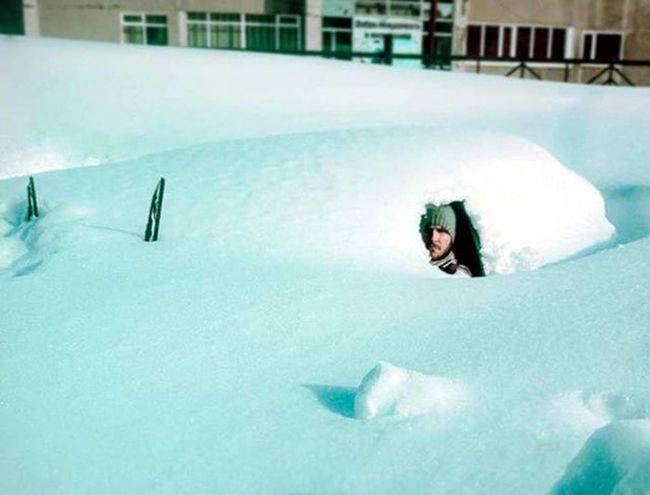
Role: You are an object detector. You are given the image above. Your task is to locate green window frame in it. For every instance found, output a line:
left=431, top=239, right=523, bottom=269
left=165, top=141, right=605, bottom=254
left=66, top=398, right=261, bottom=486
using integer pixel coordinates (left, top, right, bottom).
left=121, top=13, right=168, bottom=46
left=186, top=12, right=301, bottom=52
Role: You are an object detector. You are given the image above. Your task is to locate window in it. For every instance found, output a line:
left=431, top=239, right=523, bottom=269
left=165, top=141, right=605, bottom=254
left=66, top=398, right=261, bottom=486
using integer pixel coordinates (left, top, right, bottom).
left=533, top=27, right=549, bottom=59
left=121, top=13, right=168, bottom=46
left=388, top=0, right=421, bottom=18
left=355, top=1, right=387, bottom=15
left=467, top=25, right=481, bottom=57
left=516, top=27, right=531, bottom=58
left=187, top=12, right=241, bottom=49
left=322, top=17, right=352, bottom=56
left=354, top=0, right=453, bottom=19
left=246, top=14, right=277, bottom=51
left=467, top=24, right=567, bottom=60
left=502, top=27, right=512, bottom=58
left=583, top=32, right=623, bottom=62
left=551, top=29, right=565, bottom=60
left=185, top=12, right=300, bottom=52
left=277, top=15, right=300, bottom=51
left=484, top=25, right=499, bottom=57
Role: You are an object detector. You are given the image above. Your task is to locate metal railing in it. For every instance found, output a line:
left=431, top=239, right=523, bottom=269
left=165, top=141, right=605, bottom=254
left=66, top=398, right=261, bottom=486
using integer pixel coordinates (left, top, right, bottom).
left=205, top=44, right=650, bottom=86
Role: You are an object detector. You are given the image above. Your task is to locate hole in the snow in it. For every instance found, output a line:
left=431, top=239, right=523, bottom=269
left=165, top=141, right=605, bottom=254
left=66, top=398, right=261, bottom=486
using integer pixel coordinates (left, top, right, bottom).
left=603, top=185, right=650, bottom=245
left=419, top=201, right=485, bottom=278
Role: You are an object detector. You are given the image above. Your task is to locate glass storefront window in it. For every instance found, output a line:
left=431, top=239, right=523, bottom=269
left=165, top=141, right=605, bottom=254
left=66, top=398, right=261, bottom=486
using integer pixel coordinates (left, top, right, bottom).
left=188, top=23, right=208, bottom=47
left=210, top=24, right=241, bottom=49
left=246, top=14, right=274, bottom=24
left=146, top=25, right=168, bottom=45
left=187, top=12, right=300, bottom=52
left=279, top=27, right=299, bottom=51
left=188, top=12, right=207, bottom=21
left=211, top=13, right=240, bottom=22
left=121, top=13, right=167, bottom=46
left=123, top=25, right=144, bottom=44
left=246, top=24, right=275, bottom=50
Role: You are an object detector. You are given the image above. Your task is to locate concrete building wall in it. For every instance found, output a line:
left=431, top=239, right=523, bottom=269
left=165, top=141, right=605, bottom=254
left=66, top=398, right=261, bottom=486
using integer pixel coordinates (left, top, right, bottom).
left=466, top=0, right=576, bottom=26
left=304, top=0, right=322, bottom=50
left=36, top=0, right=269, bottom=45
left=23, top=0, right=40, bottom=36
left=462, top=0, right=634, bottom=30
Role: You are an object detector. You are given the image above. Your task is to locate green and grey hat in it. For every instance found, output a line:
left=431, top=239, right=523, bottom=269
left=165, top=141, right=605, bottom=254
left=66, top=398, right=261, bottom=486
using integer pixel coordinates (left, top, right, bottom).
left=419, top=203, right=457, bottom=247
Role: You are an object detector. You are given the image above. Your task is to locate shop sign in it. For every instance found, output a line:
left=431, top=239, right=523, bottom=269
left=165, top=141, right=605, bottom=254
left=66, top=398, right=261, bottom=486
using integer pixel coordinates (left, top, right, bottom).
left=352, top=16, right=422, bottom=57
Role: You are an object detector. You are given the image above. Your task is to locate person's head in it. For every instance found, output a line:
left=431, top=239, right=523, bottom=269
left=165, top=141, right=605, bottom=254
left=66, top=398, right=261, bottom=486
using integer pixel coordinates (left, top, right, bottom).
left=420, top=203, right=456, bottom=261
left=420, top=204, right=457, bottom=262
left=429, top=228, right=453, bottom=261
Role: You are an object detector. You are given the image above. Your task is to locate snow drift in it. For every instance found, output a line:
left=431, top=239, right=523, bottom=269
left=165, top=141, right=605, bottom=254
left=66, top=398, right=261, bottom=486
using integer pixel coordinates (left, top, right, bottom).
left=0, top=128, right=612, bottom=277
left=354, top=362, right=468, bottom=420
left=0, top=36, right=577, bottom=180
left=552, top=420, right=650, bottom=495
left=1, top=36, right=649, bottom=495
left=168, top=128, right=612, bottom=275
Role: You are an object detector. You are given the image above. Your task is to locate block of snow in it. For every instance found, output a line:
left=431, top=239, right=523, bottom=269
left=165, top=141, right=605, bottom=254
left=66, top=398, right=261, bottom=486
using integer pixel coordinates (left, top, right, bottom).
left=204, top=128, right=614, bottom=275
left=552, top=420, right=650, bottom=495
left=418, top=134, right=616, bottom=274
left=354, top=362, right=468, bottom=420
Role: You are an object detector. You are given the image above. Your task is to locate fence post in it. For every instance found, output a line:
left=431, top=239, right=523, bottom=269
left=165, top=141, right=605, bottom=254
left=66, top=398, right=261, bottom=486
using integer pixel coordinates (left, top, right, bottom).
left=144, top=178, right=166, bottom=242
left=383, top=34, right=393, bottom=65
left=605, top=62, right=617, bottom=85
left=26, top=176, right=39, bottom=221
left=564, top=62, right=570, bottom=82
left=426, top=0, right=438, bottom=68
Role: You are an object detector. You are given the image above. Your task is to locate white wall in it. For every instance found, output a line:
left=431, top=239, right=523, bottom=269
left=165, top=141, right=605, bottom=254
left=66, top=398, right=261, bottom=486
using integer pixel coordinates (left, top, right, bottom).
left=23, top=0, right=40, bottom=36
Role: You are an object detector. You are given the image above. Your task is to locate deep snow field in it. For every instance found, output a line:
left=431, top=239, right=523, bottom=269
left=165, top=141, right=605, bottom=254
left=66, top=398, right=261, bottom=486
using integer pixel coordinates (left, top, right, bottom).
left=1, top=36, right=650, bottom=494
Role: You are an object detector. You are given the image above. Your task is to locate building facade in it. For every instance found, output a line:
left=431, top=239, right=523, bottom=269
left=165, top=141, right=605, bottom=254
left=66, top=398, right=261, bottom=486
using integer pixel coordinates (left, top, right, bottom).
left=454, top=0, right=650, bottom=84
left=6, top=0, right=650, bottom=84
left=9, top=0, right=455, bottom=61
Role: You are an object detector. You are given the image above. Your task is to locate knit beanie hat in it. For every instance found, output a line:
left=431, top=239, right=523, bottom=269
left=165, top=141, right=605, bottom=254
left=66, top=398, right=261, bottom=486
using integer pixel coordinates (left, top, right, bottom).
left=420, top=203, right=457, bottom=244
left=431, top=204, right=457, bottom=242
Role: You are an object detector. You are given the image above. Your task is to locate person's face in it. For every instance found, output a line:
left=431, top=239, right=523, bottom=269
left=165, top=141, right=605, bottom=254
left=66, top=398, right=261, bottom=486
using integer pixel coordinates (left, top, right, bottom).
left=429, top=228, right=452, bottom=260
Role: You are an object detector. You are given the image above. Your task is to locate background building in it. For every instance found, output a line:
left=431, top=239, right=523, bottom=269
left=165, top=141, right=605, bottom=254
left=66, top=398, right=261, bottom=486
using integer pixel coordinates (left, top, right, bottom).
left=3, top=0, right=649, bottom=84
left=454, top=0, right=650, bottom=84
left=2, top=0, right=453, bottom=59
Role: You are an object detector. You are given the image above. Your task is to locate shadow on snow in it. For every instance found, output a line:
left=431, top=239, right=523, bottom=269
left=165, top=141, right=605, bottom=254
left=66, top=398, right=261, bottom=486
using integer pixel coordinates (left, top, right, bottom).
left=303, top=384, right=356, bottom=419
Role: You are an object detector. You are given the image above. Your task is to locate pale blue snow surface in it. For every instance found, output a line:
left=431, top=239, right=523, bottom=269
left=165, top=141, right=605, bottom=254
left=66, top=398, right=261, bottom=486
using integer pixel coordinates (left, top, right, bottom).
left=552, top=420, right=650, bottom=494
left=1, top=37, right=650, bottom=495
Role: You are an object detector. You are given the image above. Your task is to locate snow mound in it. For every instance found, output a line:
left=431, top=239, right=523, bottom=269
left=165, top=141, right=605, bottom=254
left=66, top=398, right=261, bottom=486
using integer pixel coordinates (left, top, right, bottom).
left=419, top=135, right=615, bottom=273
left=354, top=362, right=469, bottom=420
left=1, top=129, right=613, bottom=277
left=547, top=390, right=649, bottom=433
left=552, top=420, right=650, bottom=495
left=198, top=128, right=613, bottom=275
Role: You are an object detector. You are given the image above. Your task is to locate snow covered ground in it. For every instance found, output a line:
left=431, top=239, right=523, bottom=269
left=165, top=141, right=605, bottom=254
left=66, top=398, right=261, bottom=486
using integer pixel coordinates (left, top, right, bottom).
left=1, top=36, right=650, bottom=494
